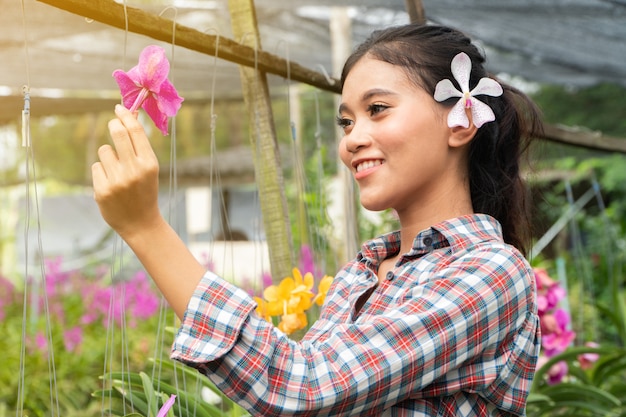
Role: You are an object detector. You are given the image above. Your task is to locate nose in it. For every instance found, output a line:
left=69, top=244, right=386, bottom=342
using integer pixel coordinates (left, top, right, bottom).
left=341, top=123, right=371, bottom=154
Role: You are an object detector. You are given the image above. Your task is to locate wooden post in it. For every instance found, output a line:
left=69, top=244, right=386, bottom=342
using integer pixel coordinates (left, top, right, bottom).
left=228, top=0, right=294, bottom=282
left=404, top=0, right=426, bottom=25
left=330, top=8, right=359, bottom=264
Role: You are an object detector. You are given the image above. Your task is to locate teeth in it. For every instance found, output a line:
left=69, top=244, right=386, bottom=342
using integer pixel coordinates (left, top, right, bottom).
left=356, top=160, right=382, bottom=173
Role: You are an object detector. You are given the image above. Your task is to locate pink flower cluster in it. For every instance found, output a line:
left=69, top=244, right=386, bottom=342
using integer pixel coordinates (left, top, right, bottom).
left=11, top=257, right=161, bottom=355
left=534, top=268, right=577, bottom=384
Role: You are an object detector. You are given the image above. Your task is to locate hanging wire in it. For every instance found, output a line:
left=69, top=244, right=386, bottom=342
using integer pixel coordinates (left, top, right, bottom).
left=277, top=39, right=310, bottom=257
left=564, top=180, right=597, bottom=344
left=17, top=0, right=61, bottom=415
left=151, top=6, right=189, bottom=416
left=101, top=1, right=134, bottom=415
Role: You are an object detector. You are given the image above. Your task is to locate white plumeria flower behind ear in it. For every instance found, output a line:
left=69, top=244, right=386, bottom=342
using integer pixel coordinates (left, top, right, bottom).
left=434, top=52, right=503, bottom=128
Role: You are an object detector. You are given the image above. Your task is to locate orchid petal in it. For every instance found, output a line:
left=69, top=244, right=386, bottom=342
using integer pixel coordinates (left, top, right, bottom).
left=469, top=97, right=496, bottom=128
left=112, top=70, right=141, bottom=109
left=471, top=77, right=503, bottom=97
left=434, top=79, right=462, bottom=102
left=155, top=80, right=184, bottom=116
left=451, top=52, right=471, bottom=93
left=446, top=98, right=470, bottom=128
left=137, top=45, right=170, bottom=92
left=143, top=95, right=170, bottom=135
left=156, top=394, right=176, bottom=417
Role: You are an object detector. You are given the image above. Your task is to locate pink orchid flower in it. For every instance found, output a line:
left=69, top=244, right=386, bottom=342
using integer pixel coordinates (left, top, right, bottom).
left=578, top=344, right=600, bottom=370
left=157, top=394, right=176, bottom=417
left=547, top=360, right=568, bottom=385
left=112, top=45, right=184, bottom=135
left=434, top=52, right=503, bottom=128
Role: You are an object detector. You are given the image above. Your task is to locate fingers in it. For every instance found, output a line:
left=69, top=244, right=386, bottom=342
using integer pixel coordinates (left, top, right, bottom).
left=113, top=104, right=155, bottom=160
left=108, top=106, right=139, bottom=161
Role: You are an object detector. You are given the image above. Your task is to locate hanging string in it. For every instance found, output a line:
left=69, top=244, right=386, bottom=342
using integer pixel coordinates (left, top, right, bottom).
left=17, top=0, right=61, bottom=415
left=205, top=28, right=225, bottom=268
left=101, top=1, right=134, bottom=415
left=277, top=40, right=309, bottom=253
left=150, top=7, right=189, bottom=417
left=311, top=89, right=332, bottom=274
left=564, top=180, right=597, bottom=344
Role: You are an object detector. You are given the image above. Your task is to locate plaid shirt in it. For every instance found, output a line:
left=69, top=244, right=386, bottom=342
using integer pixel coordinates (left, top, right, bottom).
left=172, top=214, right=540, bottom=416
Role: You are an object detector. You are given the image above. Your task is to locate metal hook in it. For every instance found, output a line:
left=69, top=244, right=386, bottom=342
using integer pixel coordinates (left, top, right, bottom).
left=22, top=85, right=31, bottom=147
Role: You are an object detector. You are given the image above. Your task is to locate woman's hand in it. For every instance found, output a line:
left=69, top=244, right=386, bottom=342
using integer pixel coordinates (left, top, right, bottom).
left=92, top=104, right=163, bottom=241
left=91, top=105, right=205, bottom=319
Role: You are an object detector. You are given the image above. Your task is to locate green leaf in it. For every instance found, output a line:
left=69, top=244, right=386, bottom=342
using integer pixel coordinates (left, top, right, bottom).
left=526, top=392, right=554, bottom=406
left=542, top=382, right=621, bottom=409
left=592, top=353, right=626, bottom=387
left=140, top=372, right=159, bottom=417
left=532, top=346, right=620, bottom=391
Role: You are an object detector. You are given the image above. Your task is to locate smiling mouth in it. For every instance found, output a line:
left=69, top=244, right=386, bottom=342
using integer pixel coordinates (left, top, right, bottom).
left=355, top=160, right=383, bottom=173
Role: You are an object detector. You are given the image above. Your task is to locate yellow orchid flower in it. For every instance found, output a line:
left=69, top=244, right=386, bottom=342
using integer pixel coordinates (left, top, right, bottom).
left=253, top=296, right=273, bottom=323
left=313, top=275, right=333, bottom=306
left=278, top=312, right=308, bottom=335
left=255, top=267, right=333, bottom=335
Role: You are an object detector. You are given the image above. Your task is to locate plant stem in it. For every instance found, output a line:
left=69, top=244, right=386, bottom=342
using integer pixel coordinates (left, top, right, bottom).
left=129, top=88, right=149, bottom=112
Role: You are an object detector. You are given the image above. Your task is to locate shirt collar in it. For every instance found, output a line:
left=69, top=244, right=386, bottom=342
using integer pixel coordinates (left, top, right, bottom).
left=358, top=214, right=504, bottom=265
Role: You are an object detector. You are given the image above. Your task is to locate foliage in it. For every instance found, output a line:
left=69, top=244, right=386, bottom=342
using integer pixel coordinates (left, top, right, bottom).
left=532, top=82, right=626, bottom=138
left=98, top=355, right=250, bottom=417
left=0, top=257, right=162, bottom=417
left=528, top=265, right=626, bottom=416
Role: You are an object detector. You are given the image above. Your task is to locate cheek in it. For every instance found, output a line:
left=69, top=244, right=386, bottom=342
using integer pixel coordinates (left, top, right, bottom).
left=338, top=136, right=351, bottom=168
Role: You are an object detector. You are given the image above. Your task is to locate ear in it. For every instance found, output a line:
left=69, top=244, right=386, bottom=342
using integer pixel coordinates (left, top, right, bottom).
left=448, top=108, right=477, bottom=148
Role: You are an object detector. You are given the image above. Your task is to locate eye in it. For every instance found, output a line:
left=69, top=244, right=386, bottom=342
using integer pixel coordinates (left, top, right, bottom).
left=367, top=103, right=388, bottom=116
left=336, top=115, right=353, bottom=131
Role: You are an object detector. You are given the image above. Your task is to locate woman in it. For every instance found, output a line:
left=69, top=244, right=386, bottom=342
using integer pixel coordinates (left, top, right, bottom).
left=93, top=24, right=542, bottom=416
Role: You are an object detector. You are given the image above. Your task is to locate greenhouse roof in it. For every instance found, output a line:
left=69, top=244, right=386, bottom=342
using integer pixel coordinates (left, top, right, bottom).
left=0, top=0, right=625, bottom=124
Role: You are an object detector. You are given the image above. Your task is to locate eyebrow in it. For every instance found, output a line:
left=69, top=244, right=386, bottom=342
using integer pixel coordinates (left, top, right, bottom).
left=338, top=88, right=398, bottom=114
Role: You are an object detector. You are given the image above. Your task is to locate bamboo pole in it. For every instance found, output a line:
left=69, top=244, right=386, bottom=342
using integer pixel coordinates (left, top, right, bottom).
left=228, top=0, right=294, bottom=283
left=36, top=0, right=340, bottom=94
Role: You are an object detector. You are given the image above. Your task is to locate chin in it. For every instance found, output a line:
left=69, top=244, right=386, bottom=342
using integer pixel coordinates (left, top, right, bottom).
left=359, top=199, right=389, bottom=213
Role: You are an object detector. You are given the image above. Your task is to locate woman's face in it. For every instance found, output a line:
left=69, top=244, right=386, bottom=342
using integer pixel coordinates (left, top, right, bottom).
left=338, top=56, right=458, bottom=216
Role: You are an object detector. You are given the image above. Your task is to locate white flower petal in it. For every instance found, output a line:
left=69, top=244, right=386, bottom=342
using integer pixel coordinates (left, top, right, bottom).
left=447, top=98, right=470, bottom=128
left=451, top=52, right=471, bottom=93
left=434, top=79, right=462, bottom=102
left=470, top=98, right=496, bottom=128
left=201, top=386, right=222, bottom=405
left=471, top=77, right=503, bottom=97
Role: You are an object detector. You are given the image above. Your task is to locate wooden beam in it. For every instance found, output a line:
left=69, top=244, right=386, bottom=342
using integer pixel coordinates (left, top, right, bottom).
left=542, top=124, right=626, bottom=153
left=37, top=0, right=341, bottom=94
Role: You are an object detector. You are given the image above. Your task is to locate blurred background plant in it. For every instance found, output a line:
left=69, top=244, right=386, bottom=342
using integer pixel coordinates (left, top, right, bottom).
left=0, top=257, right=163, bottom=416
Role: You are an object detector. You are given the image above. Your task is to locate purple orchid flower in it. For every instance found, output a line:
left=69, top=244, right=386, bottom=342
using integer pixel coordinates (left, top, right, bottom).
left=112, top=45, right=184, bottom=135
left=156, top=394, right=176, bottom=417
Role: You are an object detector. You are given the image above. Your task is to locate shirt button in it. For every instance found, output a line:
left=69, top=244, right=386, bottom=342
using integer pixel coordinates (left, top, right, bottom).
left=386, top=271, right=394, bottom=280
left=423, top=237, right=433, bottom=246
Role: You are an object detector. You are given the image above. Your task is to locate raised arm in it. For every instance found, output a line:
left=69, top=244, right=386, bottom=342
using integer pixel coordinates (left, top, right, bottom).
left=91, top=105, right=204, bottom=319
